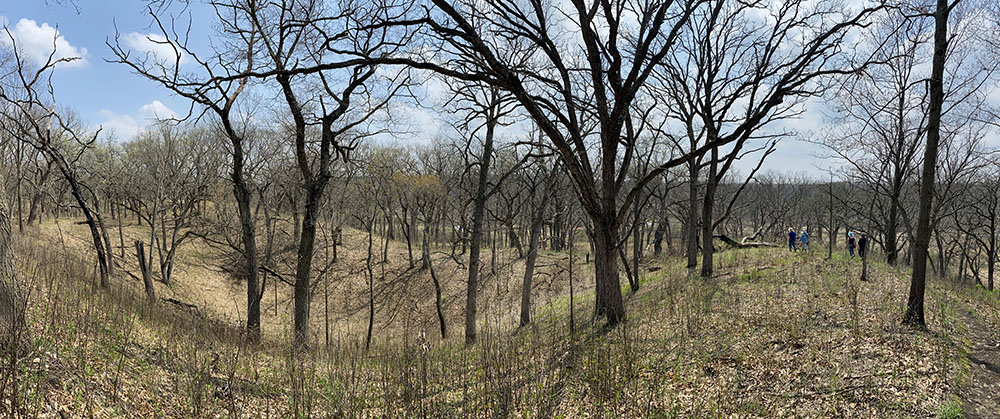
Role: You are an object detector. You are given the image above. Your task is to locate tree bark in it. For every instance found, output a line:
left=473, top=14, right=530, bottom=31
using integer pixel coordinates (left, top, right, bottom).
left=227, top=122, right=260, bottom=344
left=904, top=0, right=948, bottom=328
left=294, top=182, right=323, bottom=347
left=701, top=147, right=719, bottom=277
left=464, top=93, right=498, bottom=344
left=0, top=194, right=27, bottom=349
left=423, top=234, right=446, bottom=339
left=366, top=217, right=375, bottom=350
left=135, top=241, right=156, bottom=301
left=686, top=160, right=700, bottom=270
left=592, top=217, right=625, bottom=325
left=519, top=187, right=550, bottom=327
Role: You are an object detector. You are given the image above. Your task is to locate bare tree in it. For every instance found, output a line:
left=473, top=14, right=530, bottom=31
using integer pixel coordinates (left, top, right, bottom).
left=904, top=0, right=951, bottom=328
left=905, top=0, right=997, bottom=326
left=1, top=29, right=116, bottom=289
left=109, top=6, right=264, bottom=341
left=371, top=0, right=884, bottom=323
left=119, top=124, right=218, bottom=286
left=518, top=157, right=559, bottom=327
left=200, top=0, right=409, bottom=347
left=656, top=0, right=879, bottom=277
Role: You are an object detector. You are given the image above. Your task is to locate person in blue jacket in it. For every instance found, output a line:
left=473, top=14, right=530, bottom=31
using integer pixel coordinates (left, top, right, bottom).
left=788, top=228, right=797, bottom=252
left=847, top=232, right=857, bottom=258
left=799, top=230, right=810, bottom=251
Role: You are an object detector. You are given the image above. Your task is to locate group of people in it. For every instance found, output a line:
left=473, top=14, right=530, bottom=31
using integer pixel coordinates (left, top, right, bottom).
left=846, top=231, right=869, bottom=259
left=787, top=228, right=870, bottom=259
left=787, top=228, right=809, bottom=251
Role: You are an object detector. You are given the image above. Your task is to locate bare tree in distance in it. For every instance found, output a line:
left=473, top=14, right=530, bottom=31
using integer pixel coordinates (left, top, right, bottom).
left=108, top=6, right=265, bottom=342
left=0, top=28, right=117, bottom=289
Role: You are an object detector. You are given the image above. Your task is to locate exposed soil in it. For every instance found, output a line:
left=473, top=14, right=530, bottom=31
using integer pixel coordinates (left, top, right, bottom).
left=960, top=305, right=1000, bottom=418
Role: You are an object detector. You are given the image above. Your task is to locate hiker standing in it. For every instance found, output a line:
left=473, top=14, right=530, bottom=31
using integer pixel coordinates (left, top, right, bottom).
left=847, top=232, right=857, bottom=258
left=788, top=228, right=797, bottom=252
left=858, top=234, right=869, bottom=259
left=799, top=230, right=810, bottom=252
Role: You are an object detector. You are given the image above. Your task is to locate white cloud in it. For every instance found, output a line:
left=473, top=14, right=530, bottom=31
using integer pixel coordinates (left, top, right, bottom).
left=0, top=18, right=88, bottom=68
left=138, top=100, right=179, bottom=120
left=98, top=100, right=180, bottom=141
left=122, top=32, right=187, bottom=66
left=98, top=109, right=140, bottom=141
left=407, top=106, right=440, bottom=143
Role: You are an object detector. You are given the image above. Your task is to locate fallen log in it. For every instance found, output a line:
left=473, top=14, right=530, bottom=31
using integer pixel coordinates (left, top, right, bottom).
left=715, top=234, right=780, bottom=249
left=162, top=297, right=200, bottom=313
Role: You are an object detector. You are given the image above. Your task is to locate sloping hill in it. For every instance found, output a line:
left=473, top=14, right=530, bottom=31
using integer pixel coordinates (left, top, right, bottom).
left=2, top=221, right=987, bottom=417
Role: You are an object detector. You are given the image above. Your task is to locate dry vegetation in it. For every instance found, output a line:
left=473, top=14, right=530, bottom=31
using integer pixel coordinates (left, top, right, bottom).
left=1, top=219, right=982, bottom=417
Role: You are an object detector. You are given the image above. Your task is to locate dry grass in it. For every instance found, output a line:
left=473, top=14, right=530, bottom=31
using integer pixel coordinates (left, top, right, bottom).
left=1, top=219, right=981, bottom=417
left=29, top=218, right=585, bottom=347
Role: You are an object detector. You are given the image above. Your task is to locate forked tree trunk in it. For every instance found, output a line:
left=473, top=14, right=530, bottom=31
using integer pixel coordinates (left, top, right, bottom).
left=519, top=191, right=550, bottom=327
left=25, top=161, right=52, bottom=226
left=135, top=241, right=156, bottom=301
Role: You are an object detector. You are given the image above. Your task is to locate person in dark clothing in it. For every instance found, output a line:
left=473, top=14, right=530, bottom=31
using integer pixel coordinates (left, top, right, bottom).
left=788, top=228, right=797, bottom=252
left=858, top=234, right=869, bottom=259
left=847, top=232, right=856, bottom=258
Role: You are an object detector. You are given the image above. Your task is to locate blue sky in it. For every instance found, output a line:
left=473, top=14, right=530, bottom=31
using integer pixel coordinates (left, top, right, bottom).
left=0, top=1, right=211, bottom=140
left=0, top=1, right=926, bottom=179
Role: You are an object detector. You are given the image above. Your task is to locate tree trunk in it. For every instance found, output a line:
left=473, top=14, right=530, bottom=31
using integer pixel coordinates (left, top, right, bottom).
left=365, top=217, right=376, bottom=350
left=904, top=0, right=948, bottom=328
left=14, top=147, right=23, bottom=232
left=406, top=207, right=416, bottom=268
left=117, top=203, right=125, bottom=258
left=382, top=215, right=391, bottom=264
left=292, top=192, right=301, bottom=247
left=686, top=161, right=700, bottom=270
left=25, top=161, right=52, bottom=226
left=0, top=195, right=27, bottom=349
left=506, top=223, right=524, bottom=259
left=701, top=147, right=719, bottom=277
left=568, top=228, right=575, bottom=333
left=423, top=234, right=446, bottom=339
left=828, top=177, right=835, bottom=259
left=135, top=241, right=156, bottom=301
left=230, top=134, right=260, bottom=344
left=464, top=105, right=497, bottom=345
left=293, top=182, right=323, bottom=347
left=632, top=209, right=641, bottom=291
left=519, top=194, right=548, bottom=327
left=592, top=216, right=625, bottom=325
left=61, top=166, right=111, bottom=289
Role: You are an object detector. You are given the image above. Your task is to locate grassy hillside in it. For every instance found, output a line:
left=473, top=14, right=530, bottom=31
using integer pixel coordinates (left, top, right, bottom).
left=2, top=221, right=992, bottom=417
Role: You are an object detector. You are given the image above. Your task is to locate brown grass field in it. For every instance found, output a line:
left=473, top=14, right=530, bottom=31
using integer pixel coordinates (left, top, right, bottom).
left=3, top=218, right=994, bottom=417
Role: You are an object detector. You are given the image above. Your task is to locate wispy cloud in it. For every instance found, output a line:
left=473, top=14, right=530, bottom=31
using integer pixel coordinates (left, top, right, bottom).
left=98, top=100, right=179, bottom=141
left=122, top=32, right=187, bottom=66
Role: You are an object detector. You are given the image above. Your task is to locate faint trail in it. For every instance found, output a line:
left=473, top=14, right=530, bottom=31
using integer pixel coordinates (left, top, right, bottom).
left=959, top=306, right=1000, bottom=418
